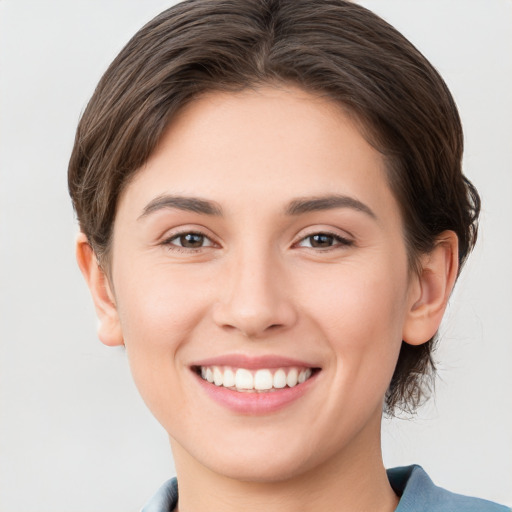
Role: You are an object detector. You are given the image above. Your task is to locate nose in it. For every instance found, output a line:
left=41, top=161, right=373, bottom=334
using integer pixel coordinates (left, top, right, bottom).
left=212, top=248, right=298, bottom=338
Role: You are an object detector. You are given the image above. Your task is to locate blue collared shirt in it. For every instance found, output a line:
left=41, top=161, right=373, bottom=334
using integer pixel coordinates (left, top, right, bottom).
left=142, top=465, right=510, bottom=512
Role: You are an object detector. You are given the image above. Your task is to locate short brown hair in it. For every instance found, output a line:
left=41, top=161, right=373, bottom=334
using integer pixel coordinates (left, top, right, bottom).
left=68, top=0, right=480, bottom=413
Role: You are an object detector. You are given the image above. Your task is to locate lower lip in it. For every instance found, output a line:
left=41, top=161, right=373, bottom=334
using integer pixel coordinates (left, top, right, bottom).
left=193, top=371, right=319, bottom=415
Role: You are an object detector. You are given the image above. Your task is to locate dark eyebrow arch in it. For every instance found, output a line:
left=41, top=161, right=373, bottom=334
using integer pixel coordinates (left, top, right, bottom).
left=138, top=195, right=223, bottom=219
left=285, top=195, right=376, bottom=219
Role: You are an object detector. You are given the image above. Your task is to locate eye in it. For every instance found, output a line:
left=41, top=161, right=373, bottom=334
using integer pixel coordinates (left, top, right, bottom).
left=297, top=232, right=353, bottom=249
left=164, top=231, right=215, bottom=249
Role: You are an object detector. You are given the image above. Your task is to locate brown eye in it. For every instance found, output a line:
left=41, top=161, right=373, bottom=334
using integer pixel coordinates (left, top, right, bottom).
left=297, top=232, right=353, bottom=249
left=177, top=233, right=205, bottom=248
left=167, top=232, right=214, bottom=249
left=309, top=234, right=335, bottom=248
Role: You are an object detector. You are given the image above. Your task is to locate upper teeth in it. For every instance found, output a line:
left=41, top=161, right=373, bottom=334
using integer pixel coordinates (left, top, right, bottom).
left=200, top=366, right=313, bottom=392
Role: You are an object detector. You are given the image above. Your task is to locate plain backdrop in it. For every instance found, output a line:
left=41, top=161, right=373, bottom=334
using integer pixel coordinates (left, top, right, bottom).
left=0, top=1, right=511, bottom=511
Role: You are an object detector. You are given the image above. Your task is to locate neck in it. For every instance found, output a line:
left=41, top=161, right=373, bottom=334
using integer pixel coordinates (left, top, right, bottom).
left=171, top=413, right=398, bottom=512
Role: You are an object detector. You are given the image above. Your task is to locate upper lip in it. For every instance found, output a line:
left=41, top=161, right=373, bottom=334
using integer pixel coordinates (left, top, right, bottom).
left=190, top=354, right=320, bottom=370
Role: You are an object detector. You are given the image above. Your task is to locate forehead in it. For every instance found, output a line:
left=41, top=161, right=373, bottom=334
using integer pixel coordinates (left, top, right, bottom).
left=117, top=86, right=400, bottom=225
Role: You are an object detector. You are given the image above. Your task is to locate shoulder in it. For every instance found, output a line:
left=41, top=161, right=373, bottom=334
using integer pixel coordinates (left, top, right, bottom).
left=387, top=465, right=510, bottom=512
left=140, top=477, right=178, bottom=512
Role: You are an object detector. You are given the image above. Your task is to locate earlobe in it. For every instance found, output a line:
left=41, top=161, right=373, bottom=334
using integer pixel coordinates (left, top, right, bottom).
left=402, top=231, right=459, bottom=346
left=75, top=232, right=124, bottom=347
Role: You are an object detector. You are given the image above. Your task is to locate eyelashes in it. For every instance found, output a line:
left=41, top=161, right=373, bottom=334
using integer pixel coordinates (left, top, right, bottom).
left=161, top=229, right=354, bottom=253
left=164, top=232, right=215, bottom=250
left=295, top=232, right=353, bottom=250
left=160, top=230, right=217, bottom=254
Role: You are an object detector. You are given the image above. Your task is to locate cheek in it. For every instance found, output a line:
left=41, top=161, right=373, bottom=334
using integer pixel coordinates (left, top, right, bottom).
left=301, top=269, right=408, bottom=436
left=302, top=258, right=408, bottom=377
left=115, top=262, right=212, bottom=348
left=112, top=266, right=212, bottom=405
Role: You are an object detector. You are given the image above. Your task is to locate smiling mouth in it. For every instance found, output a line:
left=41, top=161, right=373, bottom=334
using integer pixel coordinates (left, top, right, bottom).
left=193, top=365, right=318, bottom=392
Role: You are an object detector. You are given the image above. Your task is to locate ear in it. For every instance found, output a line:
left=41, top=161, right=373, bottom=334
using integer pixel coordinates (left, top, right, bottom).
left=402, top=230, right=459, bottom=346
left=75, top=232, right=124, bottom=347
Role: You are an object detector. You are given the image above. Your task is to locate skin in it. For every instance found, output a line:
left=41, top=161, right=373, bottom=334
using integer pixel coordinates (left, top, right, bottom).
left=77, top=86, right=458, bottom=512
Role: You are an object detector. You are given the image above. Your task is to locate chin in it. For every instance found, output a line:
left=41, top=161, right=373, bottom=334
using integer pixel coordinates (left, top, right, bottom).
left=175, top=428, right=327, bottom=484
left=210, top=453, right=315, bottom=484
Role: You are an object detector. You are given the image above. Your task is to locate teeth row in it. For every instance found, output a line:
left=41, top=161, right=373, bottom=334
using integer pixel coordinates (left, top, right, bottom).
left=200, top=366, right=313, bottom=391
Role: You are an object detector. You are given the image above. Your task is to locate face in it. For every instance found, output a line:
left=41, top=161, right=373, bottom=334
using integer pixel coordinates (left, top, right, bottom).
left=108, top=87, right=419, bottom=482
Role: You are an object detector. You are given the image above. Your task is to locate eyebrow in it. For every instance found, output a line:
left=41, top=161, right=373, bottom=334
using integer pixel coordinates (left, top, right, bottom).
left=138, top=193, right=375, bottom=220
left=138, top=195, right=223, bottom=219
left=285, top=195, right=376, bottom=218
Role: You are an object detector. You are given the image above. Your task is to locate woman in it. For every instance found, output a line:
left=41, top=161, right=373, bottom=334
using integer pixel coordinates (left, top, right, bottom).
left=68, top=0, right=509, bottom=510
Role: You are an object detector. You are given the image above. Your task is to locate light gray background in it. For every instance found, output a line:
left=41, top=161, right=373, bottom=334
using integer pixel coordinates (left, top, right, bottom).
left=0, top=1, right=511, bottom=511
